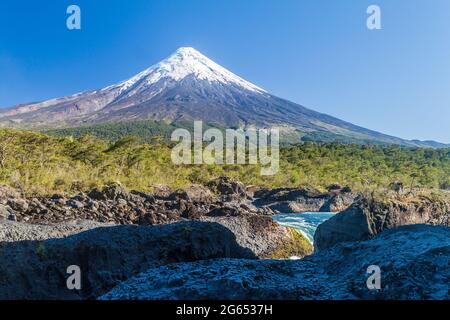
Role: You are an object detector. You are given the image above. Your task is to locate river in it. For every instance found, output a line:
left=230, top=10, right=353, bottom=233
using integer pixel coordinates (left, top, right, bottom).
left=273, top=212, right=335, bottom=244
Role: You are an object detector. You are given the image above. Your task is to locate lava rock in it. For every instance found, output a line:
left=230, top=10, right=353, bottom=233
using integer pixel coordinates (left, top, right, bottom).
left=314, top=196, right=450, bottom=251
left=0, top=221, right=255, bottom=299
left=100, top=225, right=450, bottom=301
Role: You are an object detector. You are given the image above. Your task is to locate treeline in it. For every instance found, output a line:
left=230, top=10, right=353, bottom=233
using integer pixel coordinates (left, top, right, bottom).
left=0, top=128, right=449, bottom=195
left=45, top=120, right=224, bottom=143
left=44, top=120, right=182, bottom=143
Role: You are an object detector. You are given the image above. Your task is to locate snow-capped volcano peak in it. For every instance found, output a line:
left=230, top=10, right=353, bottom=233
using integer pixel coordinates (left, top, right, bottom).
left=171, top=46, right=206, bottom=59
left=108, top=47, right=266, bottom=94
left=1, top=47, right=445, bottom=148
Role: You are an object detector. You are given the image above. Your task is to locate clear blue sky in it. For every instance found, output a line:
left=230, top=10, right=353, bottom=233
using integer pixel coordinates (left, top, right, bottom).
left=1, top=0, right=449, bottom=143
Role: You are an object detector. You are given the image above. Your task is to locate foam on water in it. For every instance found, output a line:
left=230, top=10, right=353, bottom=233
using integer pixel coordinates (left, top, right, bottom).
left=273, top=212, right=334, bottom=244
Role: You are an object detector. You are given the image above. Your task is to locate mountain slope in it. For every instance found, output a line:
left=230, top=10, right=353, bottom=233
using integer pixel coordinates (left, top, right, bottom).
left=0, top=47, right=446, bottom=147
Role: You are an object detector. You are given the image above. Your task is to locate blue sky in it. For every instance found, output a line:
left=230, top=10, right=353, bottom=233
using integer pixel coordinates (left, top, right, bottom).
left=1, top=0, right=449, bottom=143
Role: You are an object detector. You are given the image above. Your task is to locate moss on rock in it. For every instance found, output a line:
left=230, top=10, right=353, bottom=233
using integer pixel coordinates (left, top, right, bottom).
left=270, top=227, right=313, bottom=259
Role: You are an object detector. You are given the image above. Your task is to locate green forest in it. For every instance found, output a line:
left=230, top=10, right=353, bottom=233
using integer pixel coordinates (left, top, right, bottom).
left=1, top=127, right=449, bottom=196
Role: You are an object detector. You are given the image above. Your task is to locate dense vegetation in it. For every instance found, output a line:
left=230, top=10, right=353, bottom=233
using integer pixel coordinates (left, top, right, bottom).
left=1, top=128, right=449, bottom=195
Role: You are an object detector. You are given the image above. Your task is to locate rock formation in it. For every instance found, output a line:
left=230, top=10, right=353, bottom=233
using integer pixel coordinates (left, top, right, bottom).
left=253, top=186, right=357, bottom=213
left=314, top=194, right=450, bottom=251
left=0, top=221, right=256, bottom=299
left=100, top=225, right=450, bottom=300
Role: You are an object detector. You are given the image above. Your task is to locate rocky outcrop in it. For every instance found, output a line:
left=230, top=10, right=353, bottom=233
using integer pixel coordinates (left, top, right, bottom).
left=0, top=221, right=255, bottom=300
left=168, top=184, right=214, bottom=203
left=100, top=225, right=450, bottom=300
left=253, top=187, right=357, bottom=213
left=0, top=183, right=177, bottom=225
left=0, top=181, right=354, bottom=226
left=0, top=220, right=112, bottom=242
left=2, top=179, right=447, bottom=301
left=0, top=216, right=312, bottom=299
left=0, top=185, right=22, bottom=202
left=206, top=176, right=250, bottom=201
left=0, top=180, right=309, bottom=261
left=0, top=182, right=265, bottom=226
left=201, top=215, right=312, bottom=258
left=314, top=195, right=450, bottom=251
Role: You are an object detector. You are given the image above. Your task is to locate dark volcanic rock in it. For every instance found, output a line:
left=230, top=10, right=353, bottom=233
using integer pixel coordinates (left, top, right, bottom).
left=254, top=187, right=357, bottom=213
left=0, top=221, right=255, bottom=300
left=7, top=198, right=29, bottom=211
left=0, top=204, right=11, bottom=220
left=101, top=183, right=128, bottom=201
left=150, top=184, right=173, bottom=199
left=0, top=220, right=112, bottom=242
left=207, top=205, right=243, bottom=217
left=87, top=188, right=107, bottom=201
left=0, top=185, right=22, bottom=204
left=3, top=182, right=264, bottom=227
left=169, top=184, right=214, bottom=203
left=100, top=225, right=450, bottom=300
left=320, top=193, right=360, bottom=212
left=314, top=195, right=450, bottom=251
left=207, top=177, right=249, bottom=200
left=201, top=215, right=312, bottom=258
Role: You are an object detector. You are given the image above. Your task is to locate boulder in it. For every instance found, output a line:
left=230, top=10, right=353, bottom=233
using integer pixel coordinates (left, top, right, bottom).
left=0, top=185, right=22, bottom=204
left=88, top=188, right=107, bottom=201
left=88, top=183, right=129, bottom=201
left=320, top=193, right=359, bottom=212
left=207, top=205, right=243, bottom=217
left=7, top=198, right=29, bottom=212
left=314, top=195, right=450, bottom=251
left=102, top=183, right=128, bottom=200
left=254, top=187, right=330, bottom=212
left=130, top=190, right=155, bottom=203
left=150, top=184, right=173, bottom=199
left=207, top=177, right=248, bottom=199
left=0, top=204, right=11, bottom=220
left=201, top=215, right=312, bottom=258
left=266, top=201, right=307, bottom=213
left=169, top=185, right=214, bottom=203
left=66, top=199, right=84, bottom=209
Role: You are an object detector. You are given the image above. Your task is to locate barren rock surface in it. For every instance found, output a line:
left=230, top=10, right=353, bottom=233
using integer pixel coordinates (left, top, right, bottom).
left=315, top=196, right=450, bottom=251
left=101, top=225, right=450, bottom=300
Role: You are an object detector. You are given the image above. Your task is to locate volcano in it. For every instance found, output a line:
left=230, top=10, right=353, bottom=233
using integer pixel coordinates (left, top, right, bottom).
left=0, top=47, right=445, bottom=147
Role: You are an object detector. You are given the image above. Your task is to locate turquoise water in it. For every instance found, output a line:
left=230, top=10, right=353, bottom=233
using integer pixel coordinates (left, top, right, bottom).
left=273, top=212, right=334, bottom=244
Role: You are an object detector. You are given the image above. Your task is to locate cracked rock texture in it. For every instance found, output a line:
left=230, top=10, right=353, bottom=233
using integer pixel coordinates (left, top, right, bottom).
left=101, top=225, right=450, bottom=300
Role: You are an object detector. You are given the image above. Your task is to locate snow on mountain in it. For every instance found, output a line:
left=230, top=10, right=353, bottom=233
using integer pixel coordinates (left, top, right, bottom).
left=104, top=47, right=266, bottom=95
